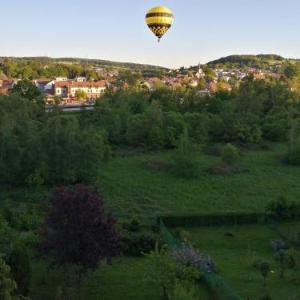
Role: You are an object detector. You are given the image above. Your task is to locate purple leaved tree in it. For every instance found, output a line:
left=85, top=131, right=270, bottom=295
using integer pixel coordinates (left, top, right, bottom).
left=39, top=184, right=121, bottom=292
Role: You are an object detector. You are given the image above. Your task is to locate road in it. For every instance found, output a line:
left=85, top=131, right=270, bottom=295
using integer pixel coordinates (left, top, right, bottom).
left=46, top=104, right=95, bottom=113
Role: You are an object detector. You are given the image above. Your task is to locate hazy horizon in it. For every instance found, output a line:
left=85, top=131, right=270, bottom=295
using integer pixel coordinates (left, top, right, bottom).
left=1, top=0, right=300, bottom=68
left=0, top=53, right=299, bottom=70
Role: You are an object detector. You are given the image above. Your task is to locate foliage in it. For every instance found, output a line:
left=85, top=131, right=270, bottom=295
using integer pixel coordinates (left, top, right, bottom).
left=171, top=281, right=198, bottom=300
left=75, top=90, right=88, bottom=101
left=266, top=197, right=300, bottom=220
left=274, top=250, right=288, bottom=278
left=0, top=95, right=110, bottom=186
left=221, top=143, right=239, bottom=165
left=0, top=258, right=27, bottom=300
left=260, top=262, right=271, bottom=287
left=0, top=216, right=15, bottom=260
left=269, top=239, right=286, bottom=253
left=145, top=245, right=200, bottom=300
left=171, top=129, right=199, bottom=178
left=42, top=113, right=110, bottom=184
left=0, top=57, right=167, bottom=80
left=39, top=185, right=121, bottom=282
left=258, top=289, right=273, bottom=300
left=11, top=80, right=43, bottom=103
left=171, top=243, right=216, bottom=273
left=287, top=248, right=300, bottom=269
left=286, top=117, right=300, bottom=165
left=121, top=231, right=156, bottom=256
left=8, top=242, right=31, bottom=296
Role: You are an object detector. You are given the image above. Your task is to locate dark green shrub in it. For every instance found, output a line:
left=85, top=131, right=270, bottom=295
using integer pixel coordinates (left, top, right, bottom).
left=184, top=112, right=209, bottom=144
left=204, top=144, right=223, bottom=156
left=122, top=219, right=140, bottom=232
left=164, top=112, right=185, bottom=148
left=161, top=213, right=266, bottom=228
left=260, top=262, right=271, bottom=287
left=121, top=231, right=156, bottom=256
left=171, top=130, right=199, bottom=179
left=266, top=196, right=300, bottom=220
left=3, top=204, right=42, bottom=231
left=259, top=289, right=272, bottom=300
left=222, top=143, right=239, bottom=165
left=262, top=119, right=288, bottom=142
left=286, top=144, right=300, bottom=166
left=8, top=242, right=31, bottom=296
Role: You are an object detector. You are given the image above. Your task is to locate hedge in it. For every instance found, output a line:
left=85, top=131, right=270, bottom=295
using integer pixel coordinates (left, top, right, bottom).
left=159, top=212, right=300, bottom=228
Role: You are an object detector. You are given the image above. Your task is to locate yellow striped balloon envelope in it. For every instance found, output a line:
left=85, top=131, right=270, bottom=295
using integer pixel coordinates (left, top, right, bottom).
left=145, top=6, right=174, bottom=42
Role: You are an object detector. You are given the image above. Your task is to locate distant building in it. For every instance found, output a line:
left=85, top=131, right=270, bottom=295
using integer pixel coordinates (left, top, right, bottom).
left=195, top=63, right=205, bottom=79
left=55, top=77, right=68, bottom=82
left=54, top=80, right=106, bottom=100
left=33, top=79, right=55, bottom=93
left=0, top=80, right=16, bottom=95
left=75, top=76, right=87, bottom=82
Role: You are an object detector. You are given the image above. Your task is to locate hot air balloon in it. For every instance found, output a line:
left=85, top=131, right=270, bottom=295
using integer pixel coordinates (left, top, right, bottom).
left=145, top=6, right=174, bottom=42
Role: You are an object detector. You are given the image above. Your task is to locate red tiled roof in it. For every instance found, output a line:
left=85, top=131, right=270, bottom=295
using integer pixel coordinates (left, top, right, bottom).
left=55, top=81, right=106, bottom=88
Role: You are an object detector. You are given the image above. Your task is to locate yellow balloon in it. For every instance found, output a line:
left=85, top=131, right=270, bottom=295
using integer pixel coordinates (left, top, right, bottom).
left=145, top=6, right=174, bottom=42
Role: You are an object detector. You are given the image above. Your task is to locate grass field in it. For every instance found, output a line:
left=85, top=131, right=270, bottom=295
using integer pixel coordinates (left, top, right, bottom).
left=174, top=222, right=300, bottom=300
left=3, top=143, right=300, bottom=299
left=30, top=258, right=159, bottom=300
left=98, top=144, right=300, bottom=222
left=30, top=257, right=211, bottom=300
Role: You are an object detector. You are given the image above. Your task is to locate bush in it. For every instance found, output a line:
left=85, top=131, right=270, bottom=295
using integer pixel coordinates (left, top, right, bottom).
left=121, top=231, right=156, bottom=256
left=122, top=218, right=140, bottom=232
left=161, top=213, right=266, bottom=228
left=259, top=289, right=272, bottom=300
left=171, top=130, right=199, bottom=179
left=266, top=196, right=300, bottom=220
left=3, top=204, right=42, bottom=231
left=222, top=143, right=239, bottom=165
left=269, top=239, right=287, bottom=253
left=164, top=112, right=186, bottom=148
left=172, top=281, right=198, bottom=300
left=286, top=144, right=300, bottom=166
left=203, top=144, right=223, bottom=157
left=262, top=119, right=288, bottom=142
left=8, top=242, right=31, bottom=296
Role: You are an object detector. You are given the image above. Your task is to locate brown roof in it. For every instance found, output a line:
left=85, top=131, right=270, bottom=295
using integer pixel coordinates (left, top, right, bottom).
left=55, top=80, right=106, bottom=88
left=33, top=79, right=53, bottom=84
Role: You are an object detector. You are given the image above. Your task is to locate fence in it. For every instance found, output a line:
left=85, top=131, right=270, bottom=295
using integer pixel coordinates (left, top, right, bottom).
left=158, top=218, right=244, bottom=300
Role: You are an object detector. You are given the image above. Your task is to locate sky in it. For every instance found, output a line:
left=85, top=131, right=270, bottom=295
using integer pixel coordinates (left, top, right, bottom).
left=1, top=0, right=299, bottom=68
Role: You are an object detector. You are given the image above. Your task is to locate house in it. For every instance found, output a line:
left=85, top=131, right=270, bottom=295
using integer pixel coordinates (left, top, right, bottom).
left=54, top=80, right=106, bottom=100
left=33, top=79, right=55, bottom=93
left=75, top=77, right=87, bottom=82
left=55, top=77, right=68, bottom=82
left=0, top=80, right=16, bottom=95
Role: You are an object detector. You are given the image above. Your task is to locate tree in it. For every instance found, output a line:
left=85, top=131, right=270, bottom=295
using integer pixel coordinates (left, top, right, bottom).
left=222, top=143, right=239, bottom=165
left=0, top=95, right=43, bottom=185
left=171, top=129, right=199, bottom=178
left=39, top=185, right=121, bottom=292
left=260, top=262, right=270, bottom=287
left=172, top=281, right=198, bottom=300
left=75, top=90, right=88, bottom=102
left=11, top=80, right=43, bottom=103
left=42, top=114, right=110, bottom=184
left=0, top=258, right=26, bottom=300
left=145, top=245, right=200, bottom=300
left=145, top=245, right=177, bottom=300
left=8, top=242, right=31, bottom=296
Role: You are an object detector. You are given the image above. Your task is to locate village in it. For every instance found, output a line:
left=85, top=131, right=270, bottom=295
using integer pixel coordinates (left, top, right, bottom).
left=0, top=63, right=282, bottom=105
